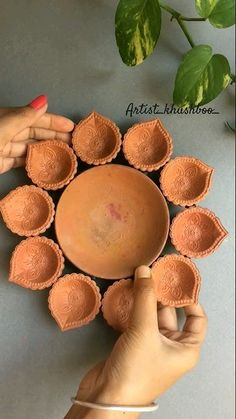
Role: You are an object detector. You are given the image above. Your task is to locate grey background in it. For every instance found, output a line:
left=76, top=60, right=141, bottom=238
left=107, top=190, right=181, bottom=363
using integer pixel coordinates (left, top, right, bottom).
left=0, top=1, right=235, bottom=418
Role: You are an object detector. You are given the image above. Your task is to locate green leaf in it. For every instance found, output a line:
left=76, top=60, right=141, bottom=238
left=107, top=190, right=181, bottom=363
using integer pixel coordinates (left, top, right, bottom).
left=195, top=0, right=235, bottom=28
left=173, top=45, right=231, bottom=107
left=115, top=0, right=162, bottom=66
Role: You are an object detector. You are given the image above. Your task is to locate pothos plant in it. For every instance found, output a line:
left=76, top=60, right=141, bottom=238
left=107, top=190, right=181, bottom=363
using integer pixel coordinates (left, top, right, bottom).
left=115, top=0, right=235, bottom=109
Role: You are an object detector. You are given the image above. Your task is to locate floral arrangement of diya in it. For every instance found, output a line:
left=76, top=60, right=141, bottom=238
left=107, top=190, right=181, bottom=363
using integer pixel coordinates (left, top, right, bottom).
left=0, top=112, right=228, bottom=332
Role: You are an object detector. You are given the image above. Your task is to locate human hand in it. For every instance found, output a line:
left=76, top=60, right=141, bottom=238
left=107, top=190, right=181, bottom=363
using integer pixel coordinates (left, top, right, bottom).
left=65, top=266, right=207, bottom=418
left=0, top=95, right=74, bottom=174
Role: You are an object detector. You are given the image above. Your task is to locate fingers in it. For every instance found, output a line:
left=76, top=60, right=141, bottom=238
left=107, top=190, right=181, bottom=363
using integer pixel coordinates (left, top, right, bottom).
left=129, top=266, right=158, bottom=331
left=157, top=303, right=178, bottom=332
left=1, top=140, right=34, bottom=158
left=182, top=304, right=208, bottom=345
left=12, top=127, right=72, bottom=143
left=0, top=156, right=25, bottom=174
left=31, top=112, right=74, bottom=132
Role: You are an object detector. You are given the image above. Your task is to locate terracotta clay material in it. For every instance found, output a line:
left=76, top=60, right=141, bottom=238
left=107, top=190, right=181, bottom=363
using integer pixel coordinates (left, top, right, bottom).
left=55, top=164, right=170, bottom=279
left=170, top=207, right=228, bottom=258
left=102, top=279, right=134, bottom=332
left=26, top=140, right=77, bottom=190
left=152, top=254, right=201, bottom=307
left=160, top=156, right=214, bottom=206
left=48, top=273, right=101, bottom=331
left=9, top=236, right=64, bottom=290
left=72, top=112, right=122, bottom=165
left=0, top=185, right=54, bottom=236
left=123, top=119, right=173, bottom=171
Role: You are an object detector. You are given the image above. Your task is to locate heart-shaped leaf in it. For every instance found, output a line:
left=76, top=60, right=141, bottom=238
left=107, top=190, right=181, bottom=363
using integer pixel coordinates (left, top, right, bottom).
left=195, top=0, right=235, bottom=28
left=115, top=0, right=162, bottom=66
left=173, top=45, right=231, bottom=107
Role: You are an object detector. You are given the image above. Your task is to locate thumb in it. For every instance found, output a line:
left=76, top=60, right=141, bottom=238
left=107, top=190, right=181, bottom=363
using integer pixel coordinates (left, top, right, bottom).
left=129, top=265, right=158, bottom=331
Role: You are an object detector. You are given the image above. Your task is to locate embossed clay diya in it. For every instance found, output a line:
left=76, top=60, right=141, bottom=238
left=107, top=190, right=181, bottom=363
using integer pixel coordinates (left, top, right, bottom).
left=170, top=207, right=228, bottom=258
left=160, top=156, right=214, bottom=206
left=102, top=279, right=134, bottom=332
left=26, top=140, right=77, bottom=190
left=0, top=185, right=54, bottom=236
left=48, top=273, right=101, bottom=331
left=9, top=236, right=64, bottom=290
left=55, top=165, right=169, bottom=279
left=152, top=254, right=201, bottom=307
left=72, top=112, right=122, bottom=165
left=1, top=114, right=228, bottom=331
left=123, top=119, right=173, bottom=171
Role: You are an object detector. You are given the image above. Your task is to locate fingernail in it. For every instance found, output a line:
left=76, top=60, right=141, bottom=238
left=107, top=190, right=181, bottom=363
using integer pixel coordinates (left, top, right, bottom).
left=135, top=265, right=151, bottom=280
left=29, top=95, right=48, bottom=110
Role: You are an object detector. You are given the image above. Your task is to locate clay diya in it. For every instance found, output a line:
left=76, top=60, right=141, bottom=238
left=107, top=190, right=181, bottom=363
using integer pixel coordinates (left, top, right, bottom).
left=72, top=112, right=122, bottom=165
left=9, top=236, right=64, bottom=290
left=26, top=140, right=77, bottom=190
left=152, top=254, right=201, bottom=307
left=160, top=156, right=214, bottom=206
left=102, top=279, right=134, bottom=332
left=123, top=119, right=173, bottom=171
left=55, top=164, right=170, bottom=279
left=48, top=273, right=101, bottom=331
left=170, top=207, right=228, bottom=258
left=0, top=185, right=54, bottom=236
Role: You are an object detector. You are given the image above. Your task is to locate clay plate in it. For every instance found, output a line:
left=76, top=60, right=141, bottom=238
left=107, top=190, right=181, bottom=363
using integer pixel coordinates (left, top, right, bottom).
left=55, top=165, right=170, bottom=279
left=48, top=273, right=101, bottom=331
left=26, top=140, right=77, bottom=190
left=9, top=236, right=64, bottom=290
left=160, top=156, right=214, bottom=206
left=72, top=112, right=122, bottom=165
left=170, top=207, right=228, bottom=258
left=123, top=119, right=173, bottom=171
left=0, top=185, right=54, bottom=236
left=102, top=279, right=134, bottom=332
left=152, top=254, right=201, bottom=307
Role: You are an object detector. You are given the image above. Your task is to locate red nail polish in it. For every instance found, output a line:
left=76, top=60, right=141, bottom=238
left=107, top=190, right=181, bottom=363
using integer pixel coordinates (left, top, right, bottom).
left=29, top=95, right=48, bottom=110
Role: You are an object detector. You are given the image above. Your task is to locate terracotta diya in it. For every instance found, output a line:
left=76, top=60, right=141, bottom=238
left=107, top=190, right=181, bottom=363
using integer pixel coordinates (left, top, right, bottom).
left=72, top=112, right=122, bottom=165
left=48, top=273, right=101, bottom=331
left=26, top=140, right=77, bottom=190
left=0, top=185, right=54, bottom=236
left=102, top=279, right=134, bottom=332
left=170, top=207, right=228, bottom=258
left=55, top=165, right=169, bottom=279
left=152, top=254, right=201, bottom=307
left=160, top=156, right=214, bottom=206
left=9, top=236, right=64, bottom=290
left=123, top=119, right=173, bottom=171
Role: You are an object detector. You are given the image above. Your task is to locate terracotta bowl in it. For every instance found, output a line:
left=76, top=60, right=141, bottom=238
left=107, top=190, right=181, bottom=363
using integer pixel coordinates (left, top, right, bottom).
left=102, top=279, right=134, bottom=332
left=152, top=254, right=201, bottom=307
left=123, top=119, right=173, bottom=171
left=55, top=164, right=170, bottom=279
left=72, top=112, right=122, bottom=165
left=0, top=185, right=54, bottom=236
left=26, top=140, right=77, bottom=190
left=9, top=236, right=64, bottom=290
left=170, top=207, right=228, bottom=258
left=160, top=156, right=214, bottom=206
left=48, top=273, right=101, bottom=331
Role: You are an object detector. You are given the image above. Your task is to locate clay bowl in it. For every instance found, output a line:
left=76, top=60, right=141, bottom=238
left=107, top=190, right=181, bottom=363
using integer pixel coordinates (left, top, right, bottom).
left=152, top=254, right=201, bottom=307
left=9, top=236, right=64, bottom=290
left=48, top=273, right=101, bottom=331
left=123, top=119, right=173, bottom=171
left=72, top=112, right=122, bottom=165
left=170, top=207, right=228, bottom=258
left=160, top=156, right=214, bottom=206
left=55, top=164, right=170, bottom=279
left=0, top=185, right=54, bottom=236
left=102, top=279, right=134, bottom=332
left=26, top=140, right=77, bottom=190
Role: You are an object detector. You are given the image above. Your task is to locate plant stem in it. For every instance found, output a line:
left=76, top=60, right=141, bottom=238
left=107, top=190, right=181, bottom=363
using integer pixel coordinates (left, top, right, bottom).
left=159, top=1, right=197, bottom=48
left=230, top=73, right=236, bottom=83
left=179, top=16, right=206, bottom=21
